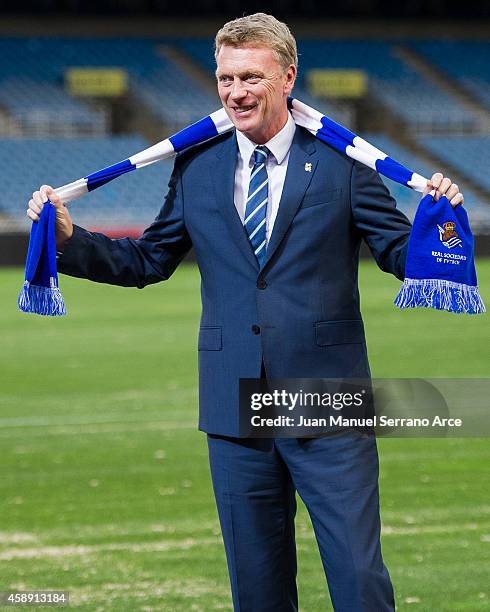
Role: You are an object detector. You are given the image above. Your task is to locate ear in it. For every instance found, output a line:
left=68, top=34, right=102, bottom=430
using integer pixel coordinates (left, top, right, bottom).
left=284, top=64, right=297, bottom=96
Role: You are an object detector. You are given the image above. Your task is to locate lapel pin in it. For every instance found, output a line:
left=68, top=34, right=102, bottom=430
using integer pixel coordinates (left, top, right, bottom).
left=304, top=163, right=312, bottom=172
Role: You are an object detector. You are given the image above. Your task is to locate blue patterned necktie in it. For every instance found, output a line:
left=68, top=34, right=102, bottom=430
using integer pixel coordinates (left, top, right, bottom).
left=244, top=145, right=269, bottom=267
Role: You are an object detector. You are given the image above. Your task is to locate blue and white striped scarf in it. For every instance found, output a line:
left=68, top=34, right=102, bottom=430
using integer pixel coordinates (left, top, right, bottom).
left=18, top=97, right=485, bottom=316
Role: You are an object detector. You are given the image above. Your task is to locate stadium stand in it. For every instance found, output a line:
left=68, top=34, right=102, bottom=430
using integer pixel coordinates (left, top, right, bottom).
left=363, top=134, right=490, bottom=226
left=1, top=36, right=489, bottom=241
left=417, top=135, right=490, bottom=194
left=0, top=39, right=109, bottom=135
left=410, top=41, right=490, bottom=110
left=0, top=38, right=218, bottom=135
left=132, top=62, right=218, bottom=126
left=0, top=78, right=106, bottom=136
left=296, top=40, right=483, bottom=132
left=0, top=136, right=173, bottom=233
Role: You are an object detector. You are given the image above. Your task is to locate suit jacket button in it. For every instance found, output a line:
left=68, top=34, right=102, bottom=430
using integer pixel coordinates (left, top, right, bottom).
left=257, top=278, right=267, bottom=289
left=251, top=325, right=261, bottom=335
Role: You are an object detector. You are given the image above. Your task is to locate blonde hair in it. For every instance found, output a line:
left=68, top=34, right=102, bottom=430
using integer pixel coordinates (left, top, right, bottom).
left=215, top=13, right=298, bottom=72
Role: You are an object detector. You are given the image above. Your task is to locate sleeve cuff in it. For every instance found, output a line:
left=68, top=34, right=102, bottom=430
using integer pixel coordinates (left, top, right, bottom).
left=57, top=225, right=92, bottom=274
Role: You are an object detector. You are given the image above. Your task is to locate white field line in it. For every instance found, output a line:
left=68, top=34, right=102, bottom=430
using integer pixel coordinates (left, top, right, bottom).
left=0, top=536, right=221, bottom=561
left=0, top=520, right=220, bottom=542
left=381, top=522, right=485, bottom=536
left=297, top=522, right=487, bottom=539
left=0, top=422, right=195, bottom=437
left=0, top=532, right=39, bottom=544
left=0, top=415, right=195, bottom=437
left=2, top=524, right=488, bottom=561
left=0, top=389, right=197, bottom=413
left=382, top=506, right=490, bottom=524
left=0, top=412, right=193, bottom=429
left=65, top=578, right=232, bottom=607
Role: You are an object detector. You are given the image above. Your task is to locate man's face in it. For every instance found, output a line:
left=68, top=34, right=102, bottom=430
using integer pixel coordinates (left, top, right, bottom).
left=216, top=44, right=296, bottom=144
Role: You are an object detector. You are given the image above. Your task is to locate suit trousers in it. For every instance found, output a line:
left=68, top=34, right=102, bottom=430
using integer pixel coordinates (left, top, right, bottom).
left=207, top=431, right=395, bottom=612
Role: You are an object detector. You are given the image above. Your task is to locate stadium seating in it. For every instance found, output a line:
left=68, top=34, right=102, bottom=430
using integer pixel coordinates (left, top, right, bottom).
left=0, top=37, right=485, bottom=135
left=410, top=41, right=490, bottom=109
left=132, top=64, right=218, bottom=126
left=0, top=38, right=218, bottom=133
left=0, top=78, right=106, bottom=135
left=0, top=136, right=173, bottom=231
left=0, top=39, right=111, bottom=134
left=369, top=79, right=479, bottom=131
left=417, top=135, right=490, bottom=194
left=296, top=40, right=482, bottom=131
left=1, top=37, right=488, bottom=235
left=362, top=134, right=490, bottom=226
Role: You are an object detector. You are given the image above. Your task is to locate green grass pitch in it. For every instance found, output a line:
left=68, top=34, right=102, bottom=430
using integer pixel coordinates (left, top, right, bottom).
left=1, top=260, right=489, bottom=611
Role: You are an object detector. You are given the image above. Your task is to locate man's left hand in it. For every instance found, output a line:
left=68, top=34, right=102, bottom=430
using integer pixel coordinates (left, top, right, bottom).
left=423, top=172, right=464, bottom=208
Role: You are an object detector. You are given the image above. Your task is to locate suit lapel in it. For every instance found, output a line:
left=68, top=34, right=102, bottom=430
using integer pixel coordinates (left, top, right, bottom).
left=262, top=128, right=317, bottom=269
left=212, top=132, right=259, bottom=271
left=212, top=127, right=318, bottom=272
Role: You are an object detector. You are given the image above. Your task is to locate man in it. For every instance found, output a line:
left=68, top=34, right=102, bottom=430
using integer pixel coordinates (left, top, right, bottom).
left=28, top=13, right=464, bottom=611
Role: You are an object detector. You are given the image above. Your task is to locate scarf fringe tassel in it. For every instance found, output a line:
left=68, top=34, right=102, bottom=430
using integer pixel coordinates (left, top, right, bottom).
left=394, top=278, right=486, bottom=315
left=18, top=280, right=66, bottom=316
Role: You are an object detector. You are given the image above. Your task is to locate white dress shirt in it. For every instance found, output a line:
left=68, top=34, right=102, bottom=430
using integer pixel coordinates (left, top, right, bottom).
left=234, top=112, right=296, bottom=243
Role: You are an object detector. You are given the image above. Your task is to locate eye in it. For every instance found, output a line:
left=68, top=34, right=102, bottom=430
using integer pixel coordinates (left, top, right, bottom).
left=246, top=74, right=261, bottom=82
left=218, top=75, right=232, bottom=84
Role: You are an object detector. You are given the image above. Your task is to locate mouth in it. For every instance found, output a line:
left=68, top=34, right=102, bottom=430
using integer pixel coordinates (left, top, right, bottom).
left=229, top=105, right=257, bottom=117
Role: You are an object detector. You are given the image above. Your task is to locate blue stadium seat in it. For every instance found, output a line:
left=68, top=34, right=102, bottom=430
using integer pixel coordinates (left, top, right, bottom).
left=0, top=78, right=102, bottom=132
left=296, top=40, right=481, bottom=131
left=0, top=136, right=174, bottom=231
left=362, top=134, right=490, bottom=225
left=417, top=135, right=490, bottom=194
left=0, top=37, right=219, bottom=131
left=410, top=41, right=490, bottom=109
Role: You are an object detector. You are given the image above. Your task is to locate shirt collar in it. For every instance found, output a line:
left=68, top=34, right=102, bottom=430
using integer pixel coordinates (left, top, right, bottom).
left=236, top=111, right=296, bottom=166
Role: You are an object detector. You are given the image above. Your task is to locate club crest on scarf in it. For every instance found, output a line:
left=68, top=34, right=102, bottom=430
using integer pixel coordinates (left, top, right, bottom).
left=437, top=221, right=463, bottom=249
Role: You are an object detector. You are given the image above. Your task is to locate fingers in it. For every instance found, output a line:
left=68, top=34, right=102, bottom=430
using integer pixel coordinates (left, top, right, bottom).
left=445, top=183, right=459, bottom=201
left=27, top=206, right=39, bottom=222
left=450, top=192, right=464, bottom=208
left=32, top=189, right=44, bottom=208
left=438, top=177, right=452, bottom=196
left=424, top=172, right=443, bottom=196
left=429, top=173, right=463, bottom=206
left=431, top=172, right=444, bottom=190
left=41, top=184, right=64, bottom=208
left=27, top=192, right=44, bottom=222
left=26, top=184, right=64, bottom=222
left=28, top=197, right=41, bottom=215
left=422, top=180, right=433, bottom=197
left=433, top=175, right=450, bottom=201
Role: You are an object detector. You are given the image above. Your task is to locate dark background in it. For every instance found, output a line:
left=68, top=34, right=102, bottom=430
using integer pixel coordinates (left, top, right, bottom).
left=0, top=0, right=488, bottom=18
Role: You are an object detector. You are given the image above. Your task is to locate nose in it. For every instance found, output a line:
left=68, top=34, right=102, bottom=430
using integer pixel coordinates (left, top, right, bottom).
left=230, top=78, right=247, bottom=101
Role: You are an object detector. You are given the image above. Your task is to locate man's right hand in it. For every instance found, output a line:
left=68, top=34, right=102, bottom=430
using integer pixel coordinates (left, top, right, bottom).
left=27, top=185, right=74, bottom=250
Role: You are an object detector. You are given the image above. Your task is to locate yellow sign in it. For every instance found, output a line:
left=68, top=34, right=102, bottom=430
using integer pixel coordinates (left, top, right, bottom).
left=306, top=69, right=367, bottom=98
left=65, top=68, right=128, bottom=97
